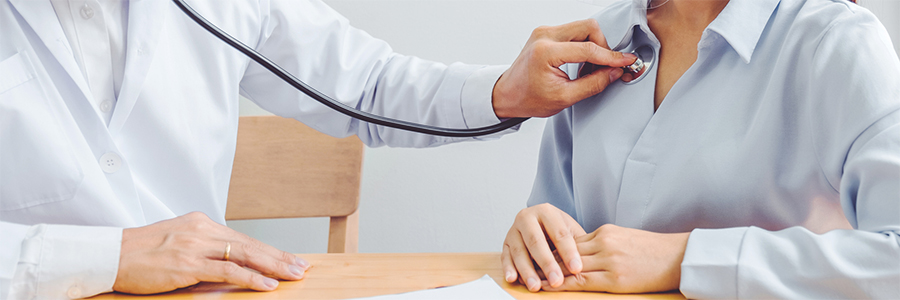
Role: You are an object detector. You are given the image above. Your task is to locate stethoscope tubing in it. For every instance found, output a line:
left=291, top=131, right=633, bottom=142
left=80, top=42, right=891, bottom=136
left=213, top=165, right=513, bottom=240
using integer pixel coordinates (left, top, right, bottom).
left=172, top=0, right=528, bottom=137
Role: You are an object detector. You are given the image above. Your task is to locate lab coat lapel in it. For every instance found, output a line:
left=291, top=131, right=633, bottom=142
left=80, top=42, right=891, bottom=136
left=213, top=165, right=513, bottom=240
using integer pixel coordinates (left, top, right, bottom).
left=108, top=0, right=169, bottom=137
left=8, top=0, right=94, bottom=109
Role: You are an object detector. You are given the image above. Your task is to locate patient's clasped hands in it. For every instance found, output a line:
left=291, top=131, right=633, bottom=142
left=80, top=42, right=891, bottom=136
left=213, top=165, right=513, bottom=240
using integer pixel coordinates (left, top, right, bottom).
left=502, top=203, right=690, bottom=293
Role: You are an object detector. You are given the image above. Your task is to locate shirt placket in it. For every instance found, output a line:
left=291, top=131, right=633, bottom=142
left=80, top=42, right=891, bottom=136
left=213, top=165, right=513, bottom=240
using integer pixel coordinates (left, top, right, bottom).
left=613, top=30, right=722, bottom=229
left=68, top=0, right=117, bottom=125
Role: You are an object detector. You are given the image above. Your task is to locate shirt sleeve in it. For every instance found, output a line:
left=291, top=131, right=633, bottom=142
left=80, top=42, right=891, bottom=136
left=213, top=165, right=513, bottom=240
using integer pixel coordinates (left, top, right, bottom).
left=680, top=8, right=900, bottom=299
left=238, top=0, right=513, bottom=148
left=2, top=222, right=121, bottom=300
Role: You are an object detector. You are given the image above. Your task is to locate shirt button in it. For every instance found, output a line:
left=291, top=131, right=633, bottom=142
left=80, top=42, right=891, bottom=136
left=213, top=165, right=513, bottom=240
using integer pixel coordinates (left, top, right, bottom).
left=99, top=100, right=113, bottom=112
left=66, top=284, right=82, bottom=299
left=99, top=152, right=122, bottom=174
left=80, top=4, right=94, bottom=20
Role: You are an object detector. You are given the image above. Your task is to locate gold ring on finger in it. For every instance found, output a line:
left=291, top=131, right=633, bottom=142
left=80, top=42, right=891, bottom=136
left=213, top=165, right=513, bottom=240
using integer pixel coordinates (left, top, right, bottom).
left=224, top=242, right=232, bottom=261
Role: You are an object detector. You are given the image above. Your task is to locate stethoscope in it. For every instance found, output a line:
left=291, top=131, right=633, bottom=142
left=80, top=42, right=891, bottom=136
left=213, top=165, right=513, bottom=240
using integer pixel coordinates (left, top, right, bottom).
left=172, top=0, right=651, bottom=137
left=621, top=45, right=654, bottom=85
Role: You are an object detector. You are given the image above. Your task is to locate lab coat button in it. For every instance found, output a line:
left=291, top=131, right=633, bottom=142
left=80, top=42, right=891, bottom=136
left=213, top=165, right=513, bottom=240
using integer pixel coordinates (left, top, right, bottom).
left=99, top=152, right=122, bottom=173
left=80, top=5, right=94, bottom=20
left=99, top=101, right=113, bottom=112
left=66, top=285, right=82, bottom=299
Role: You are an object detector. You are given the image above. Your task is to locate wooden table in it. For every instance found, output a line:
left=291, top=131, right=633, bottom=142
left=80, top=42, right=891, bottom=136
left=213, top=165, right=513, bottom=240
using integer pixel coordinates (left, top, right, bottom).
left=89, top=253, right=685, bottom=299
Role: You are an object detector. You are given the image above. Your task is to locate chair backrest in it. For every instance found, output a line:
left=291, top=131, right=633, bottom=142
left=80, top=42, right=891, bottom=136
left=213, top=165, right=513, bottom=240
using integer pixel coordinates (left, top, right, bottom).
left=226, top=116, right=364, bottom=253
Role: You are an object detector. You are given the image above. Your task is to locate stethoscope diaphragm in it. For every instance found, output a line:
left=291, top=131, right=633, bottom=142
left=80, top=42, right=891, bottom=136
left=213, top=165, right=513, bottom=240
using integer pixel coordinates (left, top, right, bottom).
left=621, top=45, right=654, bottom=85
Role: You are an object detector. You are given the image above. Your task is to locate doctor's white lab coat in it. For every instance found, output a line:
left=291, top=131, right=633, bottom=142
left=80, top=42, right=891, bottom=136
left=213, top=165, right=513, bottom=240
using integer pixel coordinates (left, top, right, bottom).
left=0, top=0, right=508, bottom=298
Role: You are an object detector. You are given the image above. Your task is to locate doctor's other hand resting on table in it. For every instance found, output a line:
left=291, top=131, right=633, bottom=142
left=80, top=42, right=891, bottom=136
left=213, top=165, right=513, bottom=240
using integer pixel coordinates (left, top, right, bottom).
left=503, top=0, right=900, bottom=298
left=0, top=0, right=637, bottom=298
left=114, top=212, right=307, bottom=293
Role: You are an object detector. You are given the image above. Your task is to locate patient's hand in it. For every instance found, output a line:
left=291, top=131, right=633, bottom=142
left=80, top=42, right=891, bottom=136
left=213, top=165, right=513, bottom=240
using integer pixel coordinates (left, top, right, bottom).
left=502, top=203, right=586, bottom=292
left=542, top=224, right=689, bottom=294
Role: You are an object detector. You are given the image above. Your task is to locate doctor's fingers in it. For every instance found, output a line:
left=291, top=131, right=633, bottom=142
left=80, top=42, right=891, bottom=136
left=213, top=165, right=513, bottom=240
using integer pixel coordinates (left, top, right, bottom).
left=204, top=239, right=307, bottom=281
left=178, top=212, right=309, bottom=272
left=545, top=42, right=637, bottom=69
left=534, top=19, right=608, bottom=48
left=218, top=228, right=310, bottom=271
left=197, top=260, right=280, bottom=291
left=504, top=229, right=544, bottom=292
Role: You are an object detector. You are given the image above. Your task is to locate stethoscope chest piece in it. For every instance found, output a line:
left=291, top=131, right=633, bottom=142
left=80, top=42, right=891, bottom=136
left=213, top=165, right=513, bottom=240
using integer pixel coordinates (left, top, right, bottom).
left=621, top=45, right=655, bottom=85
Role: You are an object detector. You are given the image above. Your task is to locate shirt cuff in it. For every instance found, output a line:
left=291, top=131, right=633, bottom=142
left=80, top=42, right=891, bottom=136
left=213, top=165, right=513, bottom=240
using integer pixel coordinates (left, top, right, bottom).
left=460, top=65, right=508, bottom=129
left=10, top=224, right=122, bottom=299
left=0, top=222, right=30, bottom=297
left=680, top=227, right=749, bottom=299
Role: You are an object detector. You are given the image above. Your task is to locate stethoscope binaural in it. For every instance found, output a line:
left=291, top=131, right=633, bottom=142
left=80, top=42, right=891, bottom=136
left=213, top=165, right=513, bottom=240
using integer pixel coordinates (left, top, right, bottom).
left=172, top=0, right=651, bottom=137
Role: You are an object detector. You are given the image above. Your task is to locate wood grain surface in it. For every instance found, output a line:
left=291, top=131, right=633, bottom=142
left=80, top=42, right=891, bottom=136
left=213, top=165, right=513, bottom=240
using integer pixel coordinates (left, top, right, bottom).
left=89, top=253, right=686, bottom=300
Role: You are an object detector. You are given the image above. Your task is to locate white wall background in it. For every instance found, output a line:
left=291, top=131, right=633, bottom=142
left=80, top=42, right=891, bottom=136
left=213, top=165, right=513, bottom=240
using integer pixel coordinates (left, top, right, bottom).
left=864, top=0, right=900, bottom=58
left=229, top=0, right=900, bottom=254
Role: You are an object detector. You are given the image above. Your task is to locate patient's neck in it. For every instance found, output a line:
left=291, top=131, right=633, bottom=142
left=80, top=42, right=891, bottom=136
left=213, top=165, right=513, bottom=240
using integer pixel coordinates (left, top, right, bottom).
left=647, top=0, right=729, bottom=31
left=644, top=0, right=729, bottom=111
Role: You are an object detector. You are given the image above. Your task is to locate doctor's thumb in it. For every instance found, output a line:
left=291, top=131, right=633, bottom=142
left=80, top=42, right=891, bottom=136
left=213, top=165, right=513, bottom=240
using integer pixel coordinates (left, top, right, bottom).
left=566, top=67, right=623, bottom=102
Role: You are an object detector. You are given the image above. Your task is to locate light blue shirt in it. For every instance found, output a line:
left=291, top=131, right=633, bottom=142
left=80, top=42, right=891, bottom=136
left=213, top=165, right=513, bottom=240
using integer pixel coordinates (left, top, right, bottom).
left=529, top=0, right=900, bottom=298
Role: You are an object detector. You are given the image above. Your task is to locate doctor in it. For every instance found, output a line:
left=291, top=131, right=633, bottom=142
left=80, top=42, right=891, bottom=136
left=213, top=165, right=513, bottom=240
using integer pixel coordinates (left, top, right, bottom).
left=0, top=0, right=638, bottom=298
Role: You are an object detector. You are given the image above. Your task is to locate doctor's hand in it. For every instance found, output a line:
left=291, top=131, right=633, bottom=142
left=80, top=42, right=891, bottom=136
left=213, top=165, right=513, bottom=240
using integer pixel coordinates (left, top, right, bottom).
left=113, top=212, right=309, bottom=294
left=492, top=19, right=637, bottom=118
left=502, top=203, right=586, bottom=292
left=540, top=224, right=689, bottom=294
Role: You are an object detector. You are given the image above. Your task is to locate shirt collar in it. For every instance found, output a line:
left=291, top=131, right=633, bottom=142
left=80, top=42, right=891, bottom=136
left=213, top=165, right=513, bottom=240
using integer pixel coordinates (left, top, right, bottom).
left=603, top=0, right=781, bottom=63
left=706, top=0, right=781, bottom=63
left=602, top=0, right=647, bottom=51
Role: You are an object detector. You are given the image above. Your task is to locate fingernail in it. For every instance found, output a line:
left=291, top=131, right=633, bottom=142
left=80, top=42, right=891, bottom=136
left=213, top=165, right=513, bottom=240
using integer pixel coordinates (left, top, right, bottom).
left=264, top=278, right=279, bottom=289
left=569, top=259, right=583, bottom=273
left=609, top=68, right=624, bottom=81
left=526, top=277, right=540, bottom=291
left=289, top=265, right=304, bottom=278
left=505, top=270, right=516, bottom=282
left=548, top=271, right=562, bottom=287
left=295, top=257, right=309, bottom=269
left=624, top=52, right=638, bottom=60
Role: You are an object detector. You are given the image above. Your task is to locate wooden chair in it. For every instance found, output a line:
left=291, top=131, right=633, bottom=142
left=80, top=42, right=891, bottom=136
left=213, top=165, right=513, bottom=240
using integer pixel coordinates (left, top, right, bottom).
left=225, top=116, right=364, bottom=253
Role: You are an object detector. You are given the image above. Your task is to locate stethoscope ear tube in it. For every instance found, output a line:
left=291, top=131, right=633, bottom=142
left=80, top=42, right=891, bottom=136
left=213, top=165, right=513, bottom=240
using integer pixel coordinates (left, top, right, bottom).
left=172, top=0, right=527, bottom=137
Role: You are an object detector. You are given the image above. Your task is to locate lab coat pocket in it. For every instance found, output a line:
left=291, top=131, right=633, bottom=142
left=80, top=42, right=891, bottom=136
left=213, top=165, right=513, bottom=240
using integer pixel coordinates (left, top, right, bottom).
left=0, top=52, right=84, bottom=210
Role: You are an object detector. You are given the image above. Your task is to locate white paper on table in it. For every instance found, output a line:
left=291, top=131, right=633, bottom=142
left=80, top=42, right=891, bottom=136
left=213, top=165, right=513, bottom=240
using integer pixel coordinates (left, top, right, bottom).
left=348, top=275, right=516, bottom=300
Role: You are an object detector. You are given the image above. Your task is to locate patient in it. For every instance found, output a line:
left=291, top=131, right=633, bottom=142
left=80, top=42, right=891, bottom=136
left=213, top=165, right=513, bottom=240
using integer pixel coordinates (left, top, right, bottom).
left=501, top=0, right=900, bottom=298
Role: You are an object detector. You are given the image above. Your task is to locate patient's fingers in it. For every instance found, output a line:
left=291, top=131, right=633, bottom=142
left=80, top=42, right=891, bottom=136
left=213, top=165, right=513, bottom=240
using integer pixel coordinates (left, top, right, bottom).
left=517, top=213, right=564, bottom=289
left=540, top=207, right=586, bottom=277
left=506, top=228, right=543, bottom=292
left=501, top=242, right=518, bottom=283
left=502, top=204, right=588, bottom=292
